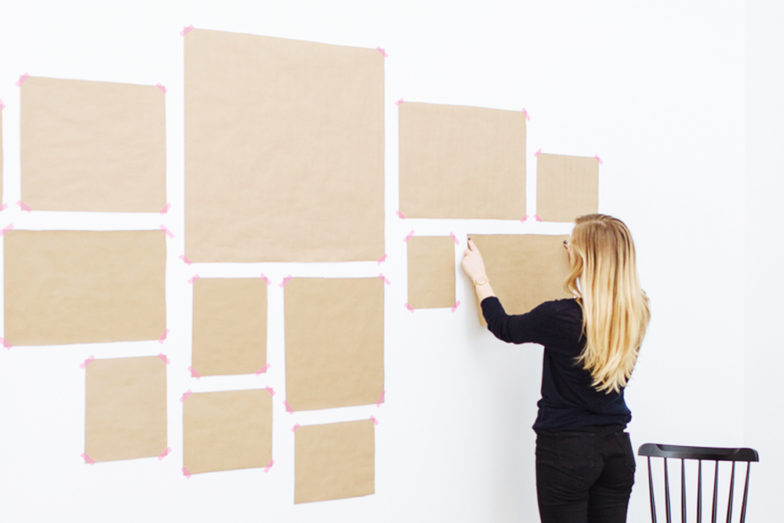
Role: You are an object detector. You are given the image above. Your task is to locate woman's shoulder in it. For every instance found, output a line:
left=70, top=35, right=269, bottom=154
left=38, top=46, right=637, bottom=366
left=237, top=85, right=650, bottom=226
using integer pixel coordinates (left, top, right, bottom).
left=532, top=298, right=582, bottom=323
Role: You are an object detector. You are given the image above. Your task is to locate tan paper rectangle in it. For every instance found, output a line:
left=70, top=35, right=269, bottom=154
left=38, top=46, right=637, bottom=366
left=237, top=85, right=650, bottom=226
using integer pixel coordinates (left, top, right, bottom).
left=192, top=278, right=267, bottom=376
left=536, top=153, right=599, bottom=222
left=3, top=230, right=166, bottom=345
left=285, top=278, right=384, bottom=411
left=85, top=356, right=167, bottom=462
left=295, top=420, right=375, bottom=504
left=469, top=234, right=571, bottom=325
left=407, top=236, right=456, bottom=309
left=184, top=29, right=384, bottom=262
left=20, top=76, right=166, bottom=212
left=399, top=102, right=526, bottom=219
left=183, top=389, right=272, bottom=475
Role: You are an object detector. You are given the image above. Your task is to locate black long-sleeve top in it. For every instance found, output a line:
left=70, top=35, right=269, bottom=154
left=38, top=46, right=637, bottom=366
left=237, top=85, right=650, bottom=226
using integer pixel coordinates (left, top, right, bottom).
left=481, top=296, right=631, bottom=432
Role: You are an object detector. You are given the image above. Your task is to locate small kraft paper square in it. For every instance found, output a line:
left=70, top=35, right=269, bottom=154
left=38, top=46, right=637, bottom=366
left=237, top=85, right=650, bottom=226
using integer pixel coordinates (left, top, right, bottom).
left=536, top=153, right=599, bottom=222
left=20, top=76, right=166, bottom=212
left=285, top=278, right=384, bottom=411
left=469, top=234, right=572, bottom=325
left=183, top=389, right=272, bottom=475
left=399, top=102, right=526, bottom=219
left=192, top=278, right=267, bottom=376
left=84, top=356, right=167, bottom=463
left=407, top=235, right=456, bottom=309
left=295, top=419, right=375, bottom=504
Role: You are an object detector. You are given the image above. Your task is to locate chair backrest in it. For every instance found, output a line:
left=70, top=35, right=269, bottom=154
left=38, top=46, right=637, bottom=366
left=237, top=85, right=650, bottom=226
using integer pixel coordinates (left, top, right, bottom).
left=638, top=443, right=759, bottom=523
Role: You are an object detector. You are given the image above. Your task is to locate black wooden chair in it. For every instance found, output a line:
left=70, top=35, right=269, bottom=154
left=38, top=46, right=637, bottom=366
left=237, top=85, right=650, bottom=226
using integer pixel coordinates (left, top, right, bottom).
left=638, top=443, right=759, bottom=523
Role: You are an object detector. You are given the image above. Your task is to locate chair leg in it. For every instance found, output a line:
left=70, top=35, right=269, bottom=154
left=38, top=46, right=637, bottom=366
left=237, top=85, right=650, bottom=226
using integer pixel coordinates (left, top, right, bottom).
left=648, top=456, right=657, bottom=523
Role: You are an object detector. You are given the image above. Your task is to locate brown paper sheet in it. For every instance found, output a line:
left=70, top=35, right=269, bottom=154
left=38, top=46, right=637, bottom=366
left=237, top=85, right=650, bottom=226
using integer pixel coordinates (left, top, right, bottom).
left=183, top=389, right=272, bottom=475
left=399, top=102, right=526, bottom=219
left=295, top=420, right=375, bottom=504
left=85, top=356, right=167, bottom=462
left=536, top=153, right=599, bottom=222
left=20, top=76, right=166, bottom=212
left=184, top=29, right=384, bottom=262
left=407, top=236, right=456, bottom=309
left=285, top=278, right=384, bottom=411
left=192, top=278, right=267, bottom=376
left=469, top=234, right=572, bottom=325
left=3, top=230, right=166, bottom=345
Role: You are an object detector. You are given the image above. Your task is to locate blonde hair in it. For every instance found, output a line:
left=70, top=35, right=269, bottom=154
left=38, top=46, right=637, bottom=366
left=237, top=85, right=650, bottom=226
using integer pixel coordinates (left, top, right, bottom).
left=564, top=214, right=650, bottom=394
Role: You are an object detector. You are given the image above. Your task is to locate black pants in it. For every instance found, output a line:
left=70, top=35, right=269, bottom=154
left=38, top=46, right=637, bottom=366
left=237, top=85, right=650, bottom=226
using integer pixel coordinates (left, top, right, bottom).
left=535, top=426, right=635, bottom=523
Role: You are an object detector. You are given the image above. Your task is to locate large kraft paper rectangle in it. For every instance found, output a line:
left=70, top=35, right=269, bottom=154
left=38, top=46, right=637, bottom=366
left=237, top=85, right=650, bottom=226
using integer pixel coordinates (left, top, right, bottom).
left=183, top=389, right=272, bottom=475
left=285, top=278, right=384, bottom=411
left=536, top=153, right=599, bottom=222
left=3, top=230, right=166, bottom=345
left=399, top=102, right=526, bottom=219
left=192, top=278, right=267, bottom=376
left=469, top=234, right=571, bottom=325
left=184, top=29, right=384, bottom=262
left=20, top=76, right=166, bottom=212
left=295, top=420, right=375, bottom=504
left=407, top=235, right=455, bottom=309
left=85, top=356, right=167, bottom=463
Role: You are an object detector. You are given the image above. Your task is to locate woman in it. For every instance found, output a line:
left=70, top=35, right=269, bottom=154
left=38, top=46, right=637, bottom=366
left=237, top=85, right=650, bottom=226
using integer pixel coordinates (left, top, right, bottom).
left=461, top=213, right=650, bottom=523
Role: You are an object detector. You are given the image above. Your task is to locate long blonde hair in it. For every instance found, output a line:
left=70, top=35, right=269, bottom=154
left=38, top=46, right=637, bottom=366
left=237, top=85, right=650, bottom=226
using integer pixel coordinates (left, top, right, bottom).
left=564, top=214, right=650, bottom=393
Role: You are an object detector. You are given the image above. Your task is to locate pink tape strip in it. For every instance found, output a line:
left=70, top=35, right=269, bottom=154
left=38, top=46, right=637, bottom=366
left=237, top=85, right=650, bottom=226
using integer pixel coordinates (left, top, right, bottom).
left=0, top=204, right=7, bottom=211
left=450, top=232, right=459, bottom=245
left=595, top=154, right=604, bottom=165
left=1, top=337, right=12, bottom=349
left=1, top=224, right=14, bottom=236
left=379, top=274, right=391, bottom=285
left=404, top=230, right=414, bottom=242
left=159, top=202, right=171, bottom=214
left=396, top=209, right=406, bottom=219
left=179, top=255, right=192, bottom=265
left=180, top=390, right=192, bottom=402
left=377, top=253, right=388, bottom=264
left=81, top=452, right=95, bottom=465
left=188, top=275, right=200, bottom=284
left=376, top=389, right=385, bottom=407
left=376, top=46, right=388, bottom=58
left=180, top=25, right=194, bottom=37
left=520, top=215, right=529, bottom=223
left=182, top=467, right=191, bottom=478
left=280, top=275, right=292, bottom=288
left=522, top=107, right=531, bottom=121
left=17, top=201, right=32, bottom=212
left=395, top=99, right=404, bottom=106
left=284, top=400, right=294, bottom=413
left=187, top=366, right=201, bottom=379
left=405, top=303, right=414, bottom=313
left=0, top=99, right=5, bottom=110
left=16, top=73, right=30, bottom=87
left=451, top=300, right=461, bottom=312
left=534, top=214, right=543, bottom=222
left=264, top=459, right=274, bottom=472
left=158, top=447, right=171, bottom=460
left=80, top=356, right=95, bottom=369
left=534, top=148, right=542, bottom=157
left=255, top=363, right=271, bottom=375
left=265, top=386, right=275, bottom=396
left=292, top=423, right=300, bottom=432
left=370, top=415, right=379, bottom=426
left=260, top=274, right=271, bottom=285
left=157, top=353, right=170, bottom=365
left=158, top=329, right=170, bottom=344
left=160, top=225, right=174, bottom=238
left=156, top=83, right=167, bottom=94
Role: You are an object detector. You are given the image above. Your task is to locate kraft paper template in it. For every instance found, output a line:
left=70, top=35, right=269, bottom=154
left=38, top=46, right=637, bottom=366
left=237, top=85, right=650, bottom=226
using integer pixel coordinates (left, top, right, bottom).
left=192, top=278, right=267, bottom=376
left=399, top=102, right=526, bottom=219
left=84, top=356, right=167, bottom=463
left=183, top=389, right=272, bottom=475
left=184, top=28, right=384, bottom=262
left=536, top=153, right=599, bottom=222
left=3, top=230, right=166, bottom=345
left=407, top=235, right=456, bottom=309
left=20, top=76, right=166, bottom=212
left=469, top=234, right=572, bottom=325
left=284, top=278, right=384, bottom=411
left=295, top=420, right=375, bottom=504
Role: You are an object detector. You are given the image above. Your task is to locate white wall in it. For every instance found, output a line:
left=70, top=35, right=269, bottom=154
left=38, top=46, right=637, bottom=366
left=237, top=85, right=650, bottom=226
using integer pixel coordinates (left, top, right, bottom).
left=0, top=1, right=767, bottom=521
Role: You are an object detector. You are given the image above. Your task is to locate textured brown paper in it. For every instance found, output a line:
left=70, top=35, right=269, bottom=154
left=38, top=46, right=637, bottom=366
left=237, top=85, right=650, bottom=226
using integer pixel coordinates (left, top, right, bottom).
left=184, top=28, right=384, bottom=262
left=85, top=356, right=167, bottom=462
left=407, top=236, right=456, bottom=309
left=192, top=278, right=267, bottom=376
left=469, top=234, right=571, bottom=325
left=20, top=76, right=166, bottom=212
left=295, top=420, right=375, bottom=504
left=285, top=278, right=384, bottom=411
left=536, top=153, right=599, bottom=222
left=399, top=102, right=526, bottom=219
left=183, top=389, right=272, bottom=475
left=3, top=230, right=166, bottom=345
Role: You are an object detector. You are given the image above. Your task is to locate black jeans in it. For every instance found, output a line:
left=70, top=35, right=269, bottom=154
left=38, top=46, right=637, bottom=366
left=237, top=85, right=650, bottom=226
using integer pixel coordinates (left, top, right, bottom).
left=535, top=426, right=635, bottom=523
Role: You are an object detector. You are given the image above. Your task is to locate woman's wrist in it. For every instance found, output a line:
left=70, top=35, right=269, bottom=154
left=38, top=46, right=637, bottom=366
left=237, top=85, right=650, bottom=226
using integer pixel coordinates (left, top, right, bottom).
left=472, top=275, right=490, bottom=286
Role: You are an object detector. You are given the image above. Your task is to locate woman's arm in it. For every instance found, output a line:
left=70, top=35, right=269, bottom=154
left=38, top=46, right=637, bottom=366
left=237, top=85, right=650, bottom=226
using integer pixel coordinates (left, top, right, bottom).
left=460, top=238, right=496, bottom=301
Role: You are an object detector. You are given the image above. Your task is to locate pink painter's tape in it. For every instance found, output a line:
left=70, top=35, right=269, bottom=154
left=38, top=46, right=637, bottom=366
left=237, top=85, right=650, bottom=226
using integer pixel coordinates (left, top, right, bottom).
left=156, top=83, right=167, bottom=94
left=182, top=467, right=191, bottom=478
left=379, top=274, right=391, bottom=285
left=534, top=214, right=543, bottom=222
left=1, top=224, right=14, bottom=236
left=534, top=148, right=542, bottom=158
left=284, top=400, right=294, bottom=413
left=405, top=303, right=414, bottom=313
left=159, top=202, right=171, bottom=214
left=0, top=99, right=5, bottom=111
left=376, top=47, right=388, bottom=58
left=81, top=452, right=95, bottom=465
left=180, top=25, right=194, bottom=37
left=16, top=73, right=30, bottom=87
left=158, top=329, right=170, bottom=343
left=376, top=390, right=385, bottom=407
left=395, top=99, right=404, bottom=106
left=157, top=353, right=170, bottom=365
left=520, top=215, right=529, bottom=223
left=188, top=275, right=201, bottom=284
left=264, top=460, right=274, bottom=472
left=451, top=300, right=461, bottom=312
left=160, top=225, right=174, bottom=238
left=292, top=423, right=300, bottom=432
left=255, top=363, right=271, bottom=375
left=180, top=390, right=193, bottom=402
left=17, top=201, right=32, bottom=212
left=187, top=366, right=201, bottom=379
left=522, top=107, right=531, bottom=121
left=404, top=230, right=414, bottom=243
left=370, top=415, right=379, bottom=426
left=80, top=355, right=95, bottom=369
left=0, top=204, right=8, bottom=211
left=179, top=255, right=192, bottom=265
left=377, top=253, right=387, bottom=264
left=158, top=447, right=172, bottom=461
left=595, top=154, right=604, bottom=165
left=259, top=274, right=271, bottom=285
left=396, top=209, right=406, bottom=219
left=450, top=232, right=459, bottom=245
left=1, top=337, right=12, bottom=349
left=280, top=275, right=292, bottom=288
left=265, top=386, right=275, bottom=397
